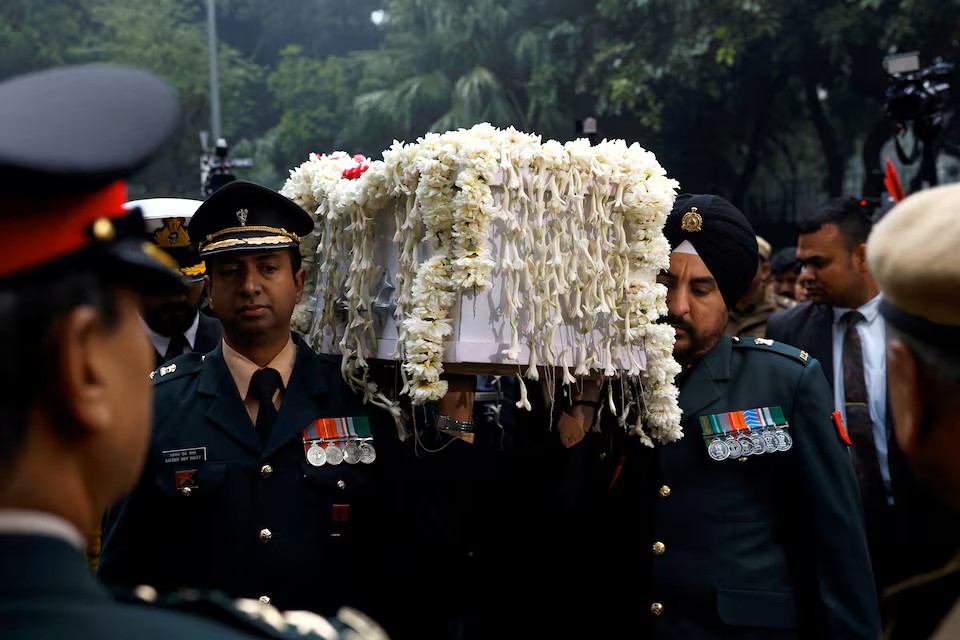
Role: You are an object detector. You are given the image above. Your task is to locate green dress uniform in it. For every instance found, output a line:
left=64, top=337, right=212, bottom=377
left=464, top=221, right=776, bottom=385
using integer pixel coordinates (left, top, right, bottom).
left=99, top=332, right=416, bottom=638
left=568, top=336, right=880, bottom=639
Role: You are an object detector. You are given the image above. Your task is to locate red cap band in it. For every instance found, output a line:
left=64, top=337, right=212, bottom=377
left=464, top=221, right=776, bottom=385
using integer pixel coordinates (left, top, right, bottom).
left=0, top=181, right=128, bottom=278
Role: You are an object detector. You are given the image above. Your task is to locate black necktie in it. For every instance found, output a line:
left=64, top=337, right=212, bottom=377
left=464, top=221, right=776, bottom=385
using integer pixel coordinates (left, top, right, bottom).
left=249, top=368, right=283, bottom=445
left=841, top=311, right=886, bottom=515
left=162, top=333, right=189, bottom=363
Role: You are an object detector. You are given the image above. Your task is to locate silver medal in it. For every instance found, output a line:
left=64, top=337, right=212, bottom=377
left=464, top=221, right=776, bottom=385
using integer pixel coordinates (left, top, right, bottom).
left=739, top=435, right=756, bottom=456
left=325, top=443, right=344, bottom=465
left=307, top=443, right=326, bottom=467
left=358, top=441, right=376, bottom=464
left=707, top=439, right=730, bottom=461
left=342, top=441, right=361, bottom=465
left=762, top=431, right=779, bottom=454
left=726, top=437, right=743, bottom=459
left=776, top=430, right=793, bottom=452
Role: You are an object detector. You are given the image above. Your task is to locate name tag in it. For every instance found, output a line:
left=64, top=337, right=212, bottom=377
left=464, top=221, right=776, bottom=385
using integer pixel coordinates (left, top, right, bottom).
left=161, top=447, right=207, bottom=464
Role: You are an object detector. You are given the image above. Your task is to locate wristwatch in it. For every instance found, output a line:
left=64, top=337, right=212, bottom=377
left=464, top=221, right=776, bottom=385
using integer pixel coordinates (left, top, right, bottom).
left=435, top=415, right=475, bottom=434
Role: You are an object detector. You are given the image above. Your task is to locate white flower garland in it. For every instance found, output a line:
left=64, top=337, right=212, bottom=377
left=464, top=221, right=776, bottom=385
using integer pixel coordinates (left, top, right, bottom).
left=281, top=124, right=684, bottom=444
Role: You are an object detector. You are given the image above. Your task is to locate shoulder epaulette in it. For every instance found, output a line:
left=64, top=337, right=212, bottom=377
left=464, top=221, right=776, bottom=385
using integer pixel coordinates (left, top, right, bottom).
left=150, top=352, right=205, bottom=384
left=123, top=584, right=387, bottom=639
left=731, top=336, right=811, bottom=366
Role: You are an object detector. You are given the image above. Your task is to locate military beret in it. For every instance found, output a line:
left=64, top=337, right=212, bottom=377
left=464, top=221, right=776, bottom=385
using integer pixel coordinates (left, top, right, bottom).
left=664, top=194, right=759, bottom=309
left=0, top=64, right=182, bottom=294
left=867, top=183, right=960, bottom=337
left=189, top=180, right=314, bottom=257
left=125, top=198, right=206, bottom=281
left=769, top=246, right=800, bottom=275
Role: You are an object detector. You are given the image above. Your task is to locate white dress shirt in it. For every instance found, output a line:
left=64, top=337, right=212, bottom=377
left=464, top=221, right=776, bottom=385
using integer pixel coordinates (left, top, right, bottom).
left=142, top=311, right=200, bottom=359
left=832, top=293, right=892, bottom=501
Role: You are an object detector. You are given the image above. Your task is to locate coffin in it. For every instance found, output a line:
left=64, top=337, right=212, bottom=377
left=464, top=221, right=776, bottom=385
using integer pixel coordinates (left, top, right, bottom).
left=282, top=124, right=683, bottom=443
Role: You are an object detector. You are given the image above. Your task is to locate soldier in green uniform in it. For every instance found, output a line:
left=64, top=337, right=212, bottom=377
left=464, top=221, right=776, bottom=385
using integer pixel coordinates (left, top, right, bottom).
left=0, top=64, right=383, bottom=640
left=865, top=183, right=960, bottom=640
left=99, top=180, right=416, bottom=638
left=563, top=194, right=880, bottom=639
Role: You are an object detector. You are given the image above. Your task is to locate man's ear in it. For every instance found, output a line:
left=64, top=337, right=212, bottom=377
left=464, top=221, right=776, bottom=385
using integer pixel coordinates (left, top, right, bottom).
left=203, top=274, right=215, bottom=312
left=852, top=241, right=869, bottom=272
left=294, top=268, right=305, bottom=305
left=887, top=338, right=924, bottom=456
left=55, top=306, right=114, bottom=435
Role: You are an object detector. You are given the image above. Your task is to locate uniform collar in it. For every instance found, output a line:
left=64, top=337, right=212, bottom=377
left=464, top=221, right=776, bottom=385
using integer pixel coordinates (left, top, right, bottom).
left=0, top=510, right=86, bottom=550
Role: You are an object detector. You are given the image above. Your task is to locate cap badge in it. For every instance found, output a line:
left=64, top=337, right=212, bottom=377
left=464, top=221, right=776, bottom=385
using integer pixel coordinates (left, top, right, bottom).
left=154, top=217, right=190, bottom=247
left=236, top=208, right=249, bottom=226
left=92, top=218, right=116, bottom=242
left=681, top=207, right=703, bottom=232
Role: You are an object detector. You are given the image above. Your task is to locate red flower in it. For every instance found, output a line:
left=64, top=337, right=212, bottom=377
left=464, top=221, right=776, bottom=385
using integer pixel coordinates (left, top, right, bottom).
left=341, top=156, right=370, bottom=180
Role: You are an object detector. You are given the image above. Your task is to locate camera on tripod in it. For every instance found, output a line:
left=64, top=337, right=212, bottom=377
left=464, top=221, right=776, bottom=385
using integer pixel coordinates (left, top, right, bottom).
left=883, top=52, right=954, bottom=133
left=199, top=132, right=254, bottom=198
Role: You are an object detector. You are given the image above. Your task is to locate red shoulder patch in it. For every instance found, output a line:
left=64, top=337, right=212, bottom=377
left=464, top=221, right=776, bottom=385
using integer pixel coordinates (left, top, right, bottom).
left=832, top=411, right=851, bottom=446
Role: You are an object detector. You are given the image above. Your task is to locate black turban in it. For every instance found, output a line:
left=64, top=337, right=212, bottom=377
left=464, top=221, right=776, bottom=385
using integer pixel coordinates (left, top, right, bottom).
left=663, top=194, right=758, bottom=309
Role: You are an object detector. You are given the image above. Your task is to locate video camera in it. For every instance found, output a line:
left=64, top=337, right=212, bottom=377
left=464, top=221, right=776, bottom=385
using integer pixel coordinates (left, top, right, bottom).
left=883, top=53, right=955, bottom=134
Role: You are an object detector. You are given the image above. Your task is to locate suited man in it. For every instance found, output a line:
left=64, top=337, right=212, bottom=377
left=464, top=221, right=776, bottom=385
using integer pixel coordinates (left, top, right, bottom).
left=766, top=197, right=959, bottom=594
left=0, top=64, right=382, bottom=640
left=564, top=195, right=878, bottom=639
left=865, top=184, right=960, bottom=639
left=99, top=181, right=416, bottom=639
left=126, top=197, right=222, bottom=366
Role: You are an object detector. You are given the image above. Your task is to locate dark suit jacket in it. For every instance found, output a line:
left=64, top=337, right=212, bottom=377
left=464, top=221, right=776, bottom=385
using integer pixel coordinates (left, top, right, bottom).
left=0, top=533, right=319, bottom=639
left=563, top=336, right=879, bottom=639
left=153, top=311, right=222, bottom=367
left=766, top=302, right=960, bottom=590
left=100, top=332, right=416, bottom=639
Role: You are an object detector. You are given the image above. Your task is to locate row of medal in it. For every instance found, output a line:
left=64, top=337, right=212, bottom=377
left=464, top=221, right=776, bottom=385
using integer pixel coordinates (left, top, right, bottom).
left=704, top=427, right=793, bottom=462
left=699, top=407, right=793, bottom=462
left=305, top=439, right=376, bottom=466
left=302, top=417, right=377, bottom=467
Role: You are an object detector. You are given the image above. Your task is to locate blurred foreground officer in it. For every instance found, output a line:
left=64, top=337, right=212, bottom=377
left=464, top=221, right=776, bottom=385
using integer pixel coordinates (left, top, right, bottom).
left=125, top=197, right=222, bottom=366
left=568, top=195, right=879, bottom=639
left=0, top=64, right=384, bottom=640
left=866, top=184, right=960, bottom=640
left=99, top=181, right=413, bottom=637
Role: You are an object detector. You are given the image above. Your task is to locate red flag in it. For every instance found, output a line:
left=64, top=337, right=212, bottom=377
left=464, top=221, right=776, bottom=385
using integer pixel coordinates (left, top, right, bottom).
left=884, top=158, right=905, bottom=203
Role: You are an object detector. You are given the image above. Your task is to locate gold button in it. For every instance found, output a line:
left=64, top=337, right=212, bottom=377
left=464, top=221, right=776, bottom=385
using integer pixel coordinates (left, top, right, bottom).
left=180, top=487, right=192, bottom=497
left=337, top=479, right=346, bottom=490
left=259, top=595, right=271, bottom=605
left=260, top=464, right=273, bottom=478
left=652, top=541, right=666, bottom=556
left=659, top=485, right=671, bottom=498
left=91, top=217, right=115, bottom=241
left=599, top=452, right=607, bottom=461
left=738, top=456, right=748, bottom=463
left=650, top=602, right=664, bottom=616
left=259, top=528, right=272, bottom=543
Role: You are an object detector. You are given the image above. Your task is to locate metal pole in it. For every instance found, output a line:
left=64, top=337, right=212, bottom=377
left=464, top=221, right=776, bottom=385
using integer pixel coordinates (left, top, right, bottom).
left=206, top=0, right=222, bottom=143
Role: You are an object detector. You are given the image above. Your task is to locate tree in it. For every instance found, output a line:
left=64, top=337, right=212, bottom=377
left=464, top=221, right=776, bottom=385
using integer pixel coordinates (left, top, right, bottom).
left=75, top=0, right=262, bottom=196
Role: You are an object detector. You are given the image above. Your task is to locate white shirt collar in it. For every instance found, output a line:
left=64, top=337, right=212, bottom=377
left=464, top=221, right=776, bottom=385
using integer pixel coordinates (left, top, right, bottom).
left=0, top=510, right=86, bottom=550
left=832, top=293, right=882, bottom=325
left=141, top=311, right=201, bottom=356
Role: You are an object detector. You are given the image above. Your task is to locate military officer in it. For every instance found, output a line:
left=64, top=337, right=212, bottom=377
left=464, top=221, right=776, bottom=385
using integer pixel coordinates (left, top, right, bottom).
left=0, top=64, right=384, bottom=640
left=99, top=180, right=416, bottom=638
left=125, top=197, right=222, bottom=366
left=563, top=194, right=880, bottom=639
left=865, top=183, right=960, bottom=639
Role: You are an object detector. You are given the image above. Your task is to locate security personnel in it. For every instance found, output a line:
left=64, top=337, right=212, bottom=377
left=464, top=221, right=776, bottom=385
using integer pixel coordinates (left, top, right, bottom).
left=0, top=64, right=383, bottom=640
left=125, top=197, right=222, bottom=366
left=865, top=184, right=960, bottom=639
left=99, top=180, right=415, bottom=638
left=725, top=235, right=794, bottom=338
left=564, top=195, right=880, bottom=638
